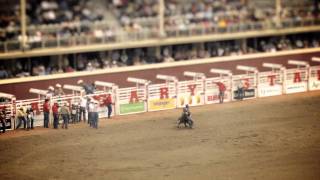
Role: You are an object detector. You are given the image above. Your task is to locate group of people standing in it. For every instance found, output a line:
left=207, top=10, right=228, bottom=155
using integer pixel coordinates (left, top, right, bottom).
left=15, top=105, right=35, bottom=131
left=41, top=93, right=113, bottom=130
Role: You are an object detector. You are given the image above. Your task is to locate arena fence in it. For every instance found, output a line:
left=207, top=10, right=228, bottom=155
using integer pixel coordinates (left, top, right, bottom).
left=2, top=59, right=320, bottom=130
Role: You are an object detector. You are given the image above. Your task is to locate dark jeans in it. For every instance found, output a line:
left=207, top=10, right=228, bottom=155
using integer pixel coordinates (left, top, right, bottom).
left=62, top=114, right=69, bottom=129
left=44, top=112, right=49, bottom=128
left=93, top=112, right=98, bottom=129
left=88, top=112, right=93, bottom=127
left=71, top=114, right=76, bottom=123
left=16, top=116, right=26, bottom=129
left=107, top=104, right=112, bottom=118
left=53, top=113, right=59, bottom=129
left=27, top=117, right=34, bottom=129
left=80, top=107, right=86, bottom=122
left=0, top=119, right=5, bottom=133
left=219, top=91, right=225, bottom=103
left=238, top=88, right=244, bottom=100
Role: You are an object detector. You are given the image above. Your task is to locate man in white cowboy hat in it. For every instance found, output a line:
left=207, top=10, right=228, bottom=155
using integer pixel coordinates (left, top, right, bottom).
left=54, top=83, right=65, bottom=96
left=47, top=86, right=55, bottom=98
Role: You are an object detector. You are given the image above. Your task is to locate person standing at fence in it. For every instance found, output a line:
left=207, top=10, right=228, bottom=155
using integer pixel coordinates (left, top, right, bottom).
left=79, top=97, right=87, bottom=123
left=43, top=98, right=50, bottom=128
left=52, top=102, right=59, bottom=129
left=16, top=107, right=27, bottom=130
left=60, top=102, right=70, bottom=129
left=237, top=80, right=244, bottom=100
left=216, top=81, right=226, bottom=103
left=0, top=109, right=6, bottom=133
left=71, top=103, right=77, bottom=124
left=104, top=94, right=112, bottom=119
left=93, top=101, right=99, bottom=129
left=88, top=100, right=94, bottom=127
left=26, top=105, right=34, bottom=130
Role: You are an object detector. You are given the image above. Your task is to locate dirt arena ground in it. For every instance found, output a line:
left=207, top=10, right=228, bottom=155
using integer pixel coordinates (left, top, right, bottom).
left=0, top=91, right=320, bottom=180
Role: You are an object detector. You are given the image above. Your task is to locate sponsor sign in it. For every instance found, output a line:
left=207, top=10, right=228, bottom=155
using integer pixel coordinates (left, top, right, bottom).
left=258, top=85, right=282, bottom=97
left=148, top=98, right=176, bottom=111
left=177, top=93, right=204, bottom=107
left=285, top=82, right=307, bottom=94
left=309, top=80, right=320, bottom=91
left=233, top=88, right=256, bottom=100
left=205, top=89, right=231, bottom=104
left=119, top=102, right=145, bottom=114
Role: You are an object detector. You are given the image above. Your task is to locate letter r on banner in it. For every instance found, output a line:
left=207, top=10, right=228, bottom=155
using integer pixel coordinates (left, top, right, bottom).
left=130, top=90, right=139, bottom=103
left=294, top=72, right=301, bottom=83
left=160, top=87, right=169, bottom=99
left=188, top=84, right=196, bottom=96
left=31, top=102, right=40, bottom=115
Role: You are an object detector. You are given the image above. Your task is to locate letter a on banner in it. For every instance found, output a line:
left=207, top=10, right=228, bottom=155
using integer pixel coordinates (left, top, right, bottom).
left=188, top=84, right=196, bottom=96
left=268, top=75, right=276, bottom=86
left=160, top=87, right=168, bottom=99
left=294, top=72, right=301, bottom=83
left=130, top=90, right=139, bottom=103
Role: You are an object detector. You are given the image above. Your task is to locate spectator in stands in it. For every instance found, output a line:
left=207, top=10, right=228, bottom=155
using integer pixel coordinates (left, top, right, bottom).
left=0, top=65, right=9, bottom=79
left=43, top=98, right=50, bottom=128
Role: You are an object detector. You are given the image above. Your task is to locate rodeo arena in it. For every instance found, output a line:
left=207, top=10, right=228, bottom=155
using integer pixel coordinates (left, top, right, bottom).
left=1, top=0, right=320, bottom=180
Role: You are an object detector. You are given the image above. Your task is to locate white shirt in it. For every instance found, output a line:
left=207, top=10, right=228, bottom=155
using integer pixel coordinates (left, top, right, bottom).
left=80, top=98, right=87, bottom=108
left=88, top=103, right=95, bottom=112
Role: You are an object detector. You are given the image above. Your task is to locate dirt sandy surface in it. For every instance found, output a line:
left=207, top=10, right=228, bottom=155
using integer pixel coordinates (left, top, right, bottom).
left=0, top=91, right=320, bottom=180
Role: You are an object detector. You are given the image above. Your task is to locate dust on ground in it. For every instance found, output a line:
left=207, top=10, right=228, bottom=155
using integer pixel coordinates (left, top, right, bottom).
left=0, top=91, right=320, bottom=180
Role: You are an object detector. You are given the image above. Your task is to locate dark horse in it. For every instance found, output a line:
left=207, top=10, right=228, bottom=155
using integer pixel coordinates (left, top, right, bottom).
left=177, top=111, right=194, bottom=128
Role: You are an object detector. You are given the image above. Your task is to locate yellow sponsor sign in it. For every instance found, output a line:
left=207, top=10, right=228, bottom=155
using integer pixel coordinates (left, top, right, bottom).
left=148, top=98, right=176, bottom=111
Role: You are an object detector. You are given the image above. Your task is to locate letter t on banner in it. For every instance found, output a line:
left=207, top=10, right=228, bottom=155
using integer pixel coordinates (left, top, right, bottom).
left=294, top=72, right=301, bottom=83
left=268, top=75, right=276, bottom=86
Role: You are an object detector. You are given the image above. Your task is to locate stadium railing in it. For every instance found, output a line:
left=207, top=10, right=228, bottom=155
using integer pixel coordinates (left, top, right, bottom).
left=0, top=17, right=319, bottom=53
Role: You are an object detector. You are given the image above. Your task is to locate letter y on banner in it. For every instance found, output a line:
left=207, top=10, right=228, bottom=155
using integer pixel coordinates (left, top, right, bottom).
left=188, top=84, right=196, bottom=96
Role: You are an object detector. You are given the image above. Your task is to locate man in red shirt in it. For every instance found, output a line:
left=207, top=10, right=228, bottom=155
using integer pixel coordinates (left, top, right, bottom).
left=43, top=98, right=50, bottom=128
left=104, top=94, right=112, bottom=119
left=216, top=82, right=226, bottom=103
left=52, top=102, right=59, bottom=129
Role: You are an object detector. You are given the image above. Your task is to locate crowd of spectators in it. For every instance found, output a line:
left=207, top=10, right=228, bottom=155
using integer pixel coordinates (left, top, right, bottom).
left=1, top=0, right=319, bottom=49
left=1, top=32, right=320, bottom=79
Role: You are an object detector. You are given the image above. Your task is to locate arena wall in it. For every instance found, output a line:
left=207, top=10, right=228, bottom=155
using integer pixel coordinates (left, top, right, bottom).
left=1, top=48, right=320, bottom=100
